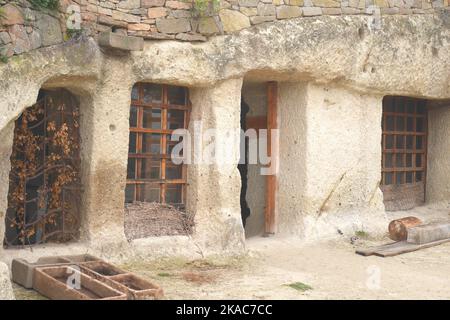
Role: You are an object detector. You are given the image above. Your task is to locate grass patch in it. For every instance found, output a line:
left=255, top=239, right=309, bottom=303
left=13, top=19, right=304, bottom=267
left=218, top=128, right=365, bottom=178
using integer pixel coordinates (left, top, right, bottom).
left=157, top=272, right=173, bottom=277
left=285, top=282, right=313, bottom=292
left=355, top=230, right=369, bottom=239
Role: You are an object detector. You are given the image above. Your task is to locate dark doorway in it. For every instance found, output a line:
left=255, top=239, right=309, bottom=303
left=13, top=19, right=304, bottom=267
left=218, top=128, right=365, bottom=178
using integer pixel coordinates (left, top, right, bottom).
left=239, top=98, right=251, bottom=226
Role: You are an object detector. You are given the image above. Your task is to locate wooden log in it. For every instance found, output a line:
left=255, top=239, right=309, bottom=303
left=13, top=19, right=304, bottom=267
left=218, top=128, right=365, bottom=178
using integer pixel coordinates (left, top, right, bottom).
left=388, top=216, right=422, bottom=241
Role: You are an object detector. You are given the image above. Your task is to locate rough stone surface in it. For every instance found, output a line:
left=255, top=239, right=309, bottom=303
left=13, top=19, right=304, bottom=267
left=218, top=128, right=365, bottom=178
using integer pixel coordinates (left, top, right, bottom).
left=313, top=0, right=340, bottom=6
left=0, top=0, right=447, bottom=57
left=219, top=9, right=251, bottom=32
left=0, top=14, right=449, bottom=259
left=0, top=32, right=11, bottom=45
left=165, top=0, right=191, bottom=9
left=251, top=15, right=276, bottom=23
left=142, top=0, right=166, bottom=7
left=239, top=0, right=260, bottom=6
left=277, top=82, right=387, bottom=239
left=276, top=5, right=302, bottom=18
left=98, top=31, right=144, bottom=50
left=257, top=3, right=276, bottom=15
left=34, top=13, right=63, bottom=47
left=0, top=3, right=24, bottom=26
left=427, top=100, right=450, bottom=204
left=148, top=7, right=169, bottom=18
left=0, top=262, right=14, bottom=300
left=188, top=79, right=246, bottom=255
left=118, top=0, right=141, bottom=9
left=175, top=32, right=207, bottom=41
left=198, top=17, right=221, bottom=34
left=156, top=18, right=191, bottom=33
left=302, top=6, right=323, bottom=15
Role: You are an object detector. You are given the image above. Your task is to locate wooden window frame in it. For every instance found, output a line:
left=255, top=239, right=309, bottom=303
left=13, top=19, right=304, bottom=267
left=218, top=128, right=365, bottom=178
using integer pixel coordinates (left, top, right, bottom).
left=381, top=96, right=428, bottom=187
left=126, top=83, right=190, bottom=205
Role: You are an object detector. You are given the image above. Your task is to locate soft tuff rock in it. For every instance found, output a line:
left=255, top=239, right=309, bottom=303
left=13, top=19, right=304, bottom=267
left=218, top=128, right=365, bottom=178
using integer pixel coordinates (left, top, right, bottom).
left=0, top=262, right=14, bottom=300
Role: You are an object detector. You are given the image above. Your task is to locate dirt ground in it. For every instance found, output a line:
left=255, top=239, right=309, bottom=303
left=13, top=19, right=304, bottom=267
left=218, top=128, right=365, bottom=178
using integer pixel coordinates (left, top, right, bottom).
left=13, top=206, right=450, bottom=300
left=13, top=236, right=450, bottom=300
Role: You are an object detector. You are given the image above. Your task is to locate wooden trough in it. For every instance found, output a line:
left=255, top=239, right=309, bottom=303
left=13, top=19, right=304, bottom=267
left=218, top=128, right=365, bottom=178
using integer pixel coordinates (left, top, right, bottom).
left=11, top=255, right=164, bottom=300
left=33, top=266, right=126, bottom=300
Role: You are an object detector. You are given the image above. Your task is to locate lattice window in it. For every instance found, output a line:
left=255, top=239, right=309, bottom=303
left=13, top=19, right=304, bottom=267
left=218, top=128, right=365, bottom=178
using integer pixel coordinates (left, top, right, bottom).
left=4, top=89, right=81, bottom=247
left=381, top=96, right=427, bottom=186
left=125, top=83, right=190, bottom=205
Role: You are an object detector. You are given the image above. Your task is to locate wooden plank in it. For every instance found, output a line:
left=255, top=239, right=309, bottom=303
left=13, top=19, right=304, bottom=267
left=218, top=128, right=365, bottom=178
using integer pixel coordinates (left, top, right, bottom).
left=355, top=242, right=402, bottom=256
left=246, top=116, right=267, bottom=133
left=265, top=82, right=278, bottom=235
left=356, top=238, right=450, bottom=257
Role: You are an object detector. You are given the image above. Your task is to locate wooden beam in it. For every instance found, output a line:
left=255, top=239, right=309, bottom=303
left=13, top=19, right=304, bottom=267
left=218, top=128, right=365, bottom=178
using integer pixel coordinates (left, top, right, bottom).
left=265, top=81, right=278, bottom=235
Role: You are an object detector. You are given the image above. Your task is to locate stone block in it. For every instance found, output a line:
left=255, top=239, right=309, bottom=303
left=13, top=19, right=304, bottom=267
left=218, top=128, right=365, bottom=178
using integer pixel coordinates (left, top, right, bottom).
left=312, top=0, right=340, bottom=6
left=98, top=14, right=128, bottom=27
left=98, top=31, right=144, bottom=51
left=276, top=5, right=302, bottom=18
left=374, top=0, right=389, bottom=7
left=165, top=0, right=192, bottom=9
left=128, top=23, right=152, bottom=30
left=322, top=7, right=342, bottom=13
left=9, top=24, right=31, bottom=54
left=141, top=0, right=166, bottom=7
left=219, top=9, right=251, bottom=32
left=407, top=223, right=450, bottom=245
left=35, top=13, right=63, bottom=47
left=239, top=0, right=259, bottom=7
left=240, top=7, right=258, bottom=15
left=302, top=6, right=322, bottom=15
left=258, top=3, right=276, bottom=15
left=112, top=10, right=141, bottom=23
left=148, top=7, right=169, bottom=18
left=250, top=15, right=275, bottom=24
left=0, top=3, right=24, bottom=26
left=118, top=0, right=141, bottom=9
left=156, top=18, right=191, bottom=33
left=171, top=9, right=191, bottom=18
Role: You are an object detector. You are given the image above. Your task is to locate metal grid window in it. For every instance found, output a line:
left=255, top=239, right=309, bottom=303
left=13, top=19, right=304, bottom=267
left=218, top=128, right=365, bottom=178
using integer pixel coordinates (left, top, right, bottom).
left=381, top=96, right=427, bottom=186
left=125, top=83, right=190, bottom=205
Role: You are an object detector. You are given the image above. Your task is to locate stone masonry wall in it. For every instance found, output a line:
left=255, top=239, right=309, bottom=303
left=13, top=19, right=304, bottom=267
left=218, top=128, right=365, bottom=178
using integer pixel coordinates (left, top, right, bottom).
left=0, top=0, right=448, bottom=60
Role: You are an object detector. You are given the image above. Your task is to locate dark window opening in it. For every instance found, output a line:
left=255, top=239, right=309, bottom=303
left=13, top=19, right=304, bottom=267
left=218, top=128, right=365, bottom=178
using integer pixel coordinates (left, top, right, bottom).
left=4, top=89, right=81, bottom=247
left=381, top=96, right=428, bottom=211
left=126, top=83, right=190, bottom=206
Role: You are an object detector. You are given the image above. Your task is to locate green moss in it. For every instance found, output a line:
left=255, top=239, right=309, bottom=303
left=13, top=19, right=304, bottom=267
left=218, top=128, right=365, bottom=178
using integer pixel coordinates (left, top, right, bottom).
left=285, top=282, right=313, bottom=292
left=0, top=47, right=8, bottom=64
left=29, top=0, right=60, bottom=11
left=64, top=28, right=83, bottom=41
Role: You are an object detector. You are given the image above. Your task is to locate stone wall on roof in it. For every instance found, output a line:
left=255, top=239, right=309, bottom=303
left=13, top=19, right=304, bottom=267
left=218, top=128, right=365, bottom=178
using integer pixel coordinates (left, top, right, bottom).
left=0, top=0, right=448, bottom=60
